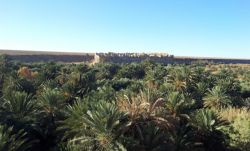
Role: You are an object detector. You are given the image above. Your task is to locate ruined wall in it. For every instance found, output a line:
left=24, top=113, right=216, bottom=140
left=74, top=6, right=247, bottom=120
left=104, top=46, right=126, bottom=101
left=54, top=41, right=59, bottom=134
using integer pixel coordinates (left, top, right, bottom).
left=173, top=57, right=250, bottom=64
left=9, top=54, right=94, bottom=63
left=96, top=53, right=250, bottom=64
left=96, top=53, right=174, bottom=64
left=2, top=51, right=250, bottom=64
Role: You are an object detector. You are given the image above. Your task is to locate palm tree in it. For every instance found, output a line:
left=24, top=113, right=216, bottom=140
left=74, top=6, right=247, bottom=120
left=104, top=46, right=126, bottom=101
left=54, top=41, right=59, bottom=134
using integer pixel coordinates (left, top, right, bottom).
left=61, top=101, right=128, bottom=151
left=164, top=91, right=196, bottom=151
left=203, top=86, right=231, bottom=108
left=2, top=74, right=35, bottom=95
left=168, top=123, right=193, bottom=151
left=0, top=91, right=42, bottom=150
left=42, top=62, right=60, bottom=80
left=144, top=64, right=167, bottom=89
left=65, top=70, right=97, bottom=99
left=167, top=73, right=186, bottom=92
left=38, top=88, right=66, bottom=118
left=34, top=88, right=67, bottom=151
left=0, top=91, right=38, bottom=126
left=0, top=125, right=32, bottom=151
left=190, top=109, right=229, bottom=150
left=192, top=82, right=209, bottom=108
left=167, top=67, right=192, bottom=92
left=117, top=89, right=173, bottom=129
left=58, top=100, right=88, bottom=139
left=1, top=91, right=37, bottom=118
left=127, top=122, right=169, bottom=151
left=166, top=91, right=189, bottom=116
left=95, top=63, right=120, bottom=80
left=116, top=90, right=182, bottom=150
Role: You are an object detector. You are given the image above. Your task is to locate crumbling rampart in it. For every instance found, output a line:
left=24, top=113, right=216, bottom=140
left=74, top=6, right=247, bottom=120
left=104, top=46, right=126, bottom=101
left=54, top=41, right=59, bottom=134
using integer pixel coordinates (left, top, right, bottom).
left=1, top=50, right=250, bottom=64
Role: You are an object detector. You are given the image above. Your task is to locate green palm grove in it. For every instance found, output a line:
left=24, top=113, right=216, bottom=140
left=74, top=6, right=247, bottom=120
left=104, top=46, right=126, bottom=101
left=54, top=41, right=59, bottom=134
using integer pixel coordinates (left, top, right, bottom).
left=0, top=55, right=250, bottom=151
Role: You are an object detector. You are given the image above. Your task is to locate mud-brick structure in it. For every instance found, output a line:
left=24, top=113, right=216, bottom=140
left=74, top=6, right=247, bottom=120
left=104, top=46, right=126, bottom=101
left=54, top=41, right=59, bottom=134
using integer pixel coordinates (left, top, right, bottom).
left=95, top=52, right=174, bottom=64
left=9, top=54, right=94, bottom=63
left=173, top=56, right=250, bottom=64
left=95, top=53, right=250, bottom=64
left=0, top=50, right=95, bottom=63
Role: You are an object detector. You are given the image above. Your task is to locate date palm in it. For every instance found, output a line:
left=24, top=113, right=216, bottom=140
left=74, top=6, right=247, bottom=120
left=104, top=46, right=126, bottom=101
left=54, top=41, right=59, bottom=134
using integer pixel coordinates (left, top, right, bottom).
left=35, top=88, right=67, bottom=151
left=0, top=91, right=38, bottom=126
left=203, top=86, right=231, bottom=108
left=190, top=109, right=229, bottom=150
left=61, top=101, right=127, bottom=151
left=167, top=67, right=198, bottom=93
left=38, top=88, right=66, bottom=117
left=117, top=89, right=173, bottom=129
left=0, top=125, right=32, bottom=151
left=129, top=123, right=168, bottom=151
left=116, top=90, right=180, bottom=150
left=65, top=70, right=97, bottom=99
left=192, top=82, right=209, bottom=108
left=165, top=92, right=195, bottom=150
left=0, top=91, right=38, bottom=150
left=2, top=91, right=36, bottom=112
left=166, top=91, right=187, bottom=116
left=167, top=67, right=189, bottom=92
left=167, top=74, right=186, bottom=92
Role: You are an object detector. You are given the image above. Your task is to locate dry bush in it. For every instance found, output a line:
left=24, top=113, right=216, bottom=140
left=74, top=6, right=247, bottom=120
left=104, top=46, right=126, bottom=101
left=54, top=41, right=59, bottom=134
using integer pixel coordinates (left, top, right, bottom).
left=219, top=107, right=250, bottom=150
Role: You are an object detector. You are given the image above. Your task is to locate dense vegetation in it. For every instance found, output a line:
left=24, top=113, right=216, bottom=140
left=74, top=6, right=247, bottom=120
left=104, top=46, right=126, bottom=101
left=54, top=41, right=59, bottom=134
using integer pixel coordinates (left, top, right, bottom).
left=0, top=55, right=250, bottom=151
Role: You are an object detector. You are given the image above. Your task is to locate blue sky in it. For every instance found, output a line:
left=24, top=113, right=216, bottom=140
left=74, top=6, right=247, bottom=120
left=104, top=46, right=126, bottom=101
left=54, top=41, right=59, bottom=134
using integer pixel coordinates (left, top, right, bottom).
left=0, top=0, right=250, bottom=58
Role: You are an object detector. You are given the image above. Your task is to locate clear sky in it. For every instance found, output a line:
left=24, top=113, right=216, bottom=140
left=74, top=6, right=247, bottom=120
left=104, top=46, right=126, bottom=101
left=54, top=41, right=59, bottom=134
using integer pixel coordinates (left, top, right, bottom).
left=0, top=0, right=250, bottom=58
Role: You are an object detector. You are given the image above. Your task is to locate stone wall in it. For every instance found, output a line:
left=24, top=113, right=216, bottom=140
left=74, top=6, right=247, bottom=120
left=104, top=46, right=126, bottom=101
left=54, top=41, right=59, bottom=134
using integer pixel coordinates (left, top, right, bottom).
left=173, top=57, right=250, bottom=64
left=96, top=53, right=174, bottom=64
left=95, top=53, right=250, bottom=64
left=8, top=54, right=94, bottom=63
